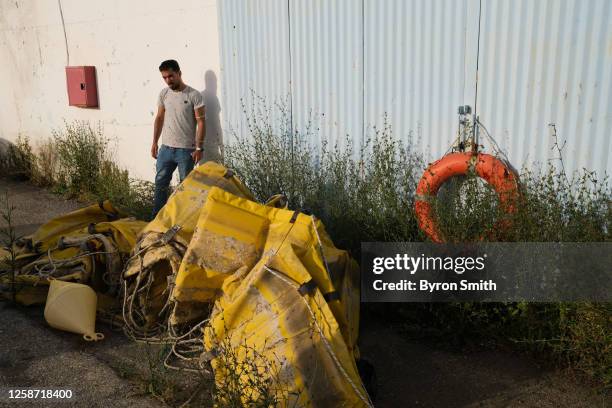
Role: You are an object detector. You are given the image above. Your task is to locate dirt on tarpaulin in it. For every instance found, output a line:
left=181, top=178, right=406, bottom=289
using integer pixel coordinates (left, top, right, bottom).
left=0, top=177, right=608, bottom=408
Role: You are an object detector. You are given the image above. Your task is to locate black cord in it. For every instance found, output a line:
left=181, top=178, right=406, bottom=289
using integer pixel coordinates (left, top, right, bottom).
left=473, top=0, right=483, bottom=143
left=57, top=0, right=70, bottom=66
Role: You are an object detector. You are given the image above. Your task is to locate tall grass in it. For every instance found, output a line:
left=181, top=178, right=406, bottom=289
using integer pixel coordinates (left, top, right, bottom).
left=225, top=99, right=611, bottom=388
left=52, top=121, right=108, bottom=196
left=0, top=135, right=34, bottom=181
left=225, top=102, right=424, bottom=251
left=1, top=121, right=154, bottom=220
left=0, top=192, right=18, bottom=303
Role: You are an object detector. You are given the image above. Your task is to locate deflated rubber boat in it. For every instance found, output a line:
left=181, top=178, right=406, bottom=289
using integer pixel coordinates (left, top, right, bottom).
left=1, top=161, right=373, bottom=407
left=0, top=201, right=145, bottom=306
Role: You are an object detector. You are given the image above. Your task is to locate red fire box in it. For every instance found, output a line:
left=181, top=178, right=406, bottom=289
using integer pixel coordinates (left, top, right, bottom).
left=65, top=66, right=99, bottom=108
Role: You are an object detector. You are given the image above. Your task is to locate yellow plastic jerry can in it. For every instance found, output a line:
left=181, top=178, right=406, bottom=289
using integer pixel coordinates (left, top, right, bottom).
left=44, top=280, right=104, bottom=341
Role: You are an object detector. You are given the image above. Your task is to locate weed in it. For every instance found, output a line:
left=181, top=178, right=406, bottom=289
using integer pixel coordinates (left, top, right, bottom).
left=31, top=138, right=59, bottom=187
left=143, top=342, right=179, bottom=401
left=225, top=97, right=611, bottom=388
left=0, top=191, right=18, bottom=303
left=53, top=121, right=108, bottom=197
left=3, top=121, right=155, bottom=220
left=210, top=335, right=293, bottom=408
left=0, top=135, right=33, bottom=180
left=225, top=104, right=423, bottom=253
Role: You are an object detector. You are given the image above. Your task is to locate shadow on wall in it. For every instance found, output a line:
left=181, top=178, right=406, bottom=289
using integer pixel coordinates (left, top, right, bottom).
left=200, top=70, right=223, bottom=163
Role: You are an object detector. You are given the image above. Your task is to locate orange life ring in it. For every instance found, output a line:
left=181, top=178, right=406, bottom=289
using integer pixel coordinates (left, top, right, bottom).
left=415, top=152, right=519, bottom=242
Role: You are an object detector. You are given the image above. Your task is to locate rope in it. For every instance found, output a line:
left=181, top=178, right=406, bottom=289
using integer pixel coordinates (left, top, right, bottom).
left=120, top=178, right=352, bottom=384
left=442, top=117, right=512, bottom=170
left=121, top=230, right=187, bottom=341
left=29, top=247, right=115, bottom=279
left=476, top=119, right=511, bottom=164
left=121, top=228, right=214, bottom=380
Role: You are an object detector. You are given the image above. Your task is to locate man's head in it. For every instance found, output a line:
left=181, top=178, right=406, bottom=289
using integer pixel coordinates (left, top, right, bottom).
left=159, top=59, right=182, bottom=90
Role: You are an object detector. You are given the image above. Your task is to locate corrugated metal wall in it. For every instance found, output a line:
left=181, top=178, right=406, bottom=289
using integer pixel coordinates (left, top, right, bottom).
left=290, top=0, right=363, bottom=150
left=477, top=0, right=612, bottom=176
left=218, top=0, right=612, bottom=176
left=218, top=0, right=291, bottom=138
left=363, top=0, right=479, bottom=159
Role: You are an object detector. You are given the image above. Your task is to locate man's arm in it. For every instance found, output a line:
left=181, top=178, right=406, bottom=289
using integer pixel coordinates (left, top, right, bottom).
left=152, top=105, right=165, bottom=158
left=193, top=106, right=206, bottom=163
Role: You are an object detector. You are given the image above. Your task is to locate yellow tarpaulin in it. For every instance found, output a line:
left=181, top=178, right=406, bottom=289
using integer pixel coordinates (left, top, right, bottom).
left=204, top=246, right=370, bottom=407
left=1, top=201, right=146, bottom=305
left=171, top=187, right=360, bottom=357
left=1, top=161, right=372, bottom=406
left=168, top=186, right=368, bottom=406
left=121, top=161, right=255, bottom=337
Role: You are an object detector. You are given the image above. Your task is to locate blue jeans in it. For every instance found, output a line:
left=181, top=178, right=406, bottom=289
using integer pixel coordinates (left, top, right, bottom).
left=152, top=145, right=195, bottom=218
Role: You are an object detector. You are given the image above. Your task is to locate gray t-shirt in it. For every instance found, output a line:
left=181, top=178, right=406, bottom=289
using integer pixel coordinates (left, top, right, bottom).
left=157, top=85, right=204, bottom=149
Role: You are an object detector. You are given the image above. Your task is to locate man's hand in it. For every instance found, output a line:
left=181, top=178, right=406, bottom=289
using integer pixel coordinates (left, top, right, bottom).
left=151, top=143, right=159, bottom=159
left=152, top=105, right=165, bottom=159
left=192, top=149, right=203, bottom=164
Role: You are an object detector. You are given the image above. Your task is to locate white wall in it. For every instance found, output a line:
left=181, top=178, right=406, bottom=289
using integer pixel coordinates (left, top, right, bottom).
left=0, top=0, right=221, bottom=181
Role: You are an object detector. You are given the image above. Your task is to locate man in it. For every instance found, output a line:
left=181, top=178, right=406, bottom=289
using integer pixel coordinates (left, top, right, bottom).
left=151, top=59, right=205, bottom=217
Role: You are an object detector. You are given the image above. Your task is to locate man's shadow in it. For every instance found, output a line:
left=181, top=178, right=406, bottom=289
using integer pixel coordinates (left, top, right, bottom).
left=200, top=70, right=223, bottom=163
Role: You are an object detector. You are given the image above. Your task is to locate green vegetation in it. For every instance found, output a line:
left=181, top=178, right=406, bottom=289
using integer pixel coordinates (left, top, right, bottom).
left=225, top=101, right=611, bottom=389
left=225, top=104, right=423, bottom=251
left=211, top=336, right=290, bottom=407
left=0, top=192, right=18, bottom=303
left=0, top=122, right=154, bottom=220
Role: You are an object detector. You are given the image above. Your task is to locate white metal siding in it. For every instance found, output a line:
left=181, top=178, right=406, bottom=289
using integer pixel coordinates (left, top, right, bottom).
left=218, top=0, right=612, bottom=176
left=218, top=0, right=291, bottom=138
left=477, top=0, right=612, bottom=177
left=364, top=0, right=479, bottom=160
left=289, top=0, right=363, bottom=150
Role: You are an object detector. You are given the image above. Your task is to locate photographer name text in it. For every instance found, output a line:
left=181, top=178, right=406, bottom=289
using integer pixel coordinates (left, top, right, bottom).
left=372, top=279, right=496, bottom=292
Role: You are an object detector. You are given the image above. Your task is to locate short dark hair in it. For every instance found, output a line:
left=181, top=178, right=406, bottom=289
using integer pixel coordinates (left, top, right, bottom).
left=159, top=59, right=180, bottom=72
